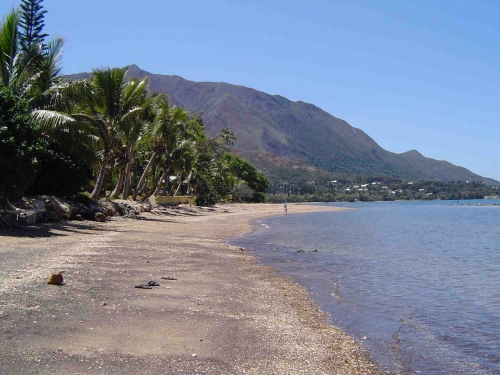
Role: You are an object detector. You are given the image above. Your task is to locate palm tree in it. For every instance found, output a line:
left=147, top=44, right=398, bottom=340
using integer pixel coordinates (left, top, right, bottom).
left=108, top=78, right=151, bottom=199
left=109, top=144, right=129, bottom=199
left=33, top=67, right=149, bottom=200
left=219, top=127, right=236, bottom=149
left=133, top=96, right=189, bottom=199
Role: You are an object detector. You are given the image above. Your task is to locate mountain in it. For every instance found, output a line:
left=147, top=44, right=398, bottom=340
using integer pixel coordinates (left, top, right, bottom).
left=65, top=65, right=500, bottom=186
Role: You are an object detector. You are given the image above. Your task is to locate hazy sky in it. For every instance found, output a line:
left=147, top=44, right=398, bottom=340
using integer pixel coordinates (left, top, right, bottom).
left=2, top=0, right=499, bottom=180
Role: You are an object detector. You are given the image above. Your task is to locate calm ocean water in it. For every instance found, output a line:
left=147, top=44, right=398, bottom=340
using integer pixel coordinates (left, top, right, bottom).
left=230, top=200, right=500, bottom=374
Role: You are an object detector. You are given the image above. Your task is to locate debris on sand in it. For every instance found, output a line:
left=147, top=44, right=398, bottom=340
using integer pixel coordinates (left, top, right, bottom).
left=46, top=271, right=64, bottom=285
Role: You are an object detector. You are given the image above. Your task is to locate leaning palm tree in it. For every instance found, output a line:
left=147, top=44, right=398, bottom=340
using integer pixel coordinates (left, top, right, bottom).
left=151, top=137, right=194, bottom=197
left=147, top=112, right=207, bottom=198
left=171, top=139, right=198, bottom=196
left=133, top=96, right=189, bottom=199
left=33, top=67, right=149, bottom=199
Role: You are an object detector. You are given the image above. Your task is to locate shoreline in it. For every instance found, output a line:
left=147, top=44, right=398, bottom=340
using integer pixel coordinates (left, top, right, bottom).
left=0, top=203, right=382, bottom=374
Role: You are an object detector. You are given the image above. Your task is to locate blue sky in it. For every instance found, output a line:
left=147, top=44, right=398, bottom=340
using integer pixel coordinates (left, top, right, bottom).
left=2, top=0, right=499, bottom=180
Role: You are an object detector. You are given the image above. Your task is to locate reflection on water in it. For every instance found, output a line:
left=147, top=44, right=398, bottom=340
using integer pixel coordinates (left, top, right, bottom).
left=231, top=200, right=500, bottom=374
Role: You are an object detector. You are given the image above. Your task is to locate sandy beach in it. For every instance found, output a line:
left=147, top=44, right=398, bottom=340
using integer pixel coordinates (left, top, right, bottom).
left=0, top=203, right=382, bottom=374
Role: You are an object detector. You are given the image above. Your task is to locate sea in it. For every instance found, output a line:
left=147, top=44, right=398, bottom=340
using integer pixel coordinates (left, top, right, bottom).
left=230, top=199, right=500, bottom=375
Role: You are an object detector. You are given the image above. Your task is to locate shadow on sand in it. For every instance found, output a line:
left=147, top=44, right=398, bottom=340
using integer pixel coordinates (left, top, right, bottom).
left=0, top=221, right=104, bottom=238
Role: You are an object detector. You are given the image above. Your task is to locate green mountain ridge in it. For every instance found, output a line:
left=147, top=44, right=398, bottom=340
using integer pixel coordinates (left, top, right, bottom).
left=65, top=65, right=500, bottom=187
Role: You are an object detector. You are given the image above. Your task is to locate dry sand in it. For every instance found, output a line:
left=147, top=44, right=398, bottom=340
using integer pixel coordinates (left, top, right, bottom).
left=0, top=203, right=383, bottom=374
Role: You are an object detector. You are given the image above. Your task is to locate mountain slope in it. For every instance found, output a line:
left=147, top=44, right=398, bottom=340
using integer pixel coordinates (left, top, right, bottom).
left=65, top=65, right=499, bottom=186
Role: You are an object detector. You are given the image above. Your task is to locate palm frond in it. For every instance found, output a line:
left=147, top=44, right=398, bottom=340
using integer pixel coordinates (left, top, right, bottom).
left=71, top=112, right=111, bottom=147
left=37, top=79, right=91, bottom=110
left=122, top=77, right=148, bottom=111
left=0, top=9, right=21, bottom=87
left=38, top=37, right=65, bottom=91
left=31, top=109, right=77, bottom=130
left=91, top=66, right=128, bottom=119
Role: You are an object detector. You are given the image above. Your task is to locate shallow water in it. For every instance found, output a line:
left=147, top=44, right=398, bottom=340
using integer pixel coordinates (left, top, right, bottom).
left=230, top=200, right=500, bottom=374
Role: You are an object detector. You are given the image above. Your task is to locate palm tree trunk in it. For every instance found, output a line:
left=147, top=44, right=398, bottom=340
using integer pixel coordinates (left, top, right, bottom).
left=143, top=170, right=164, bottom=201
left=119, top=145, right=135, bottom=199
left=109, top=163, right=126, bottom=199
left=121, top=149, right=134, bottom=199
left=134, top=151, right=157, bottom=199
left=90, top=150, right=110, bottom=200
left=153, top=169, right=168, bottom=196
left=174, top=172, right=183, bottom=196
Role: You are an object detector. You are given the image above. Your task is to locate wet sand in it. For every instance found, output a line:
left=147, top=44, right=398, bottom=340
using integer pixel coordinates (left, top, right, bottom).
left=0, top=203, right=383, bottom=374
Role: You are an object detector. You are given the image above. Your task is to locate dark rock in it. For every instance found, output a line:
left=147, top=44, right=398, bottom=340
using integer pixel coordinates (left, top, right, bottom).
left=45, top=211, right=60, bottom=222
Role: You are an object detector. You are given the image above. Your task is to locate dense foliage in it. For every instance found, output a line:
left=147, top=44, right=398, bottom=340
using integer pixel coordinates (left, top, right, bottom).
left=0, top=87, right=41, bottom=200
left=25, top=142, right=95, bottom=198
left=224, top=153, right=269, bottom=202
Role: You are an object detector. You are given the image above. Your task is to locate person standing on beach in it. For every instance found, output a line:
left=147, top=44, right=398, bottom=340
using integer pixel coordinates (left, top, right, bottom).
left=284, top=202, right=287, bottom=215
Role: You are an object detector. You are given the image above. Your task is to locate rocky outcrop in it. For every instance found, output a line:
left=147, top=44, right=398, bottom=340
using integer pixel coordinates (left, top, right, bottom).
left=0, top=196, right=150, bottom=228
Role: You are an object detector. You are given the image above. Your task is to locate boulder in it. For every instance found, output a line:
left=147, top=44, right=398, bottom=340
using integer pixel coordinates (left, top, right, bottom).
left=43, top=196, right=72, bottom=219
left=13, top=197, right=46, bottom=223
left=74, top=203, right=93, bottom=220
left=18, top=197, right=45, bottom=211
left=18, top=211, right=37, bottom=225
left=45, top=211, right=60, bottom=222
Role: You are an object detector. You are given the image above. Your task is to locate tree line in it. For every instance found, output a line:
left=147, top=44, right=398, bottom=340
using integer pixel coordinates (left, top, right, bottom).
left=0, top=0, right=269, bottom=208
left=266, top=177, right=499, bottom=203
